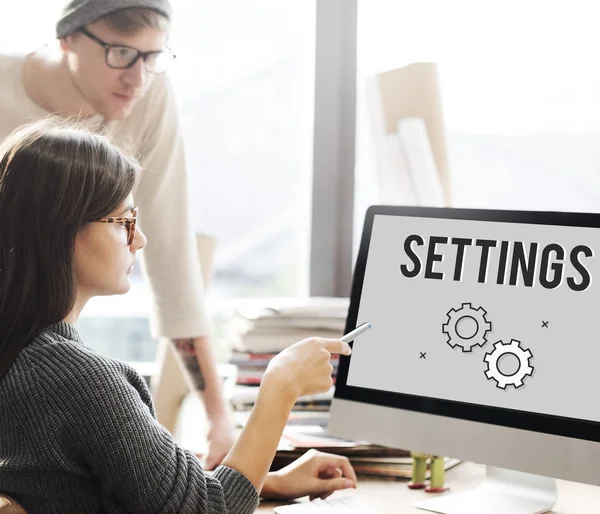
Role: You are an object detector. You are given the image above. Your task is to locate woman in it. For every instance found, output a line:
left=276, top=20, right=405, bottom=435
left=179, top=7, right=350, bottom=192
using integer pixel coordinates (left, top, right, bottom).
left=0, top=118, right=356, bottom=513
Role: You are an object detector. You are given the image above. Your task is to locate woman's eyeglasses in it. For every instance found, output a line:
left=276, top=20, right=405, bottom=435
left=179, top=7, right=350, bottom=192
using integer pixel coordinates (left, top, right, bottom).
left=96, top=207, right=138, bottom=246
left=80, top=27, right=176, bottom=74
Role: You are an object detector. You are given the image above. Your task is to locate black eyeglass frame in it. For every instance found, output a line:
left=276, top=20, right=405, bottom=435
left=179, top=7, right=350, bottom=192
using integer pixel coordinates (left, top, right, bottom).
left=79, top=27, right=176, bottom=73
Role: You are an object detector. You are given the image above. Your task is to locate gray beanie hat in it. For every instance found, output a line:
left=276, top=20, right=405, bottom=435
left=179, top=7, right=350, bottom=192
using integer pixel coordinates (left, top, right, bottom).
left=56, top=0, right=172, bottom=38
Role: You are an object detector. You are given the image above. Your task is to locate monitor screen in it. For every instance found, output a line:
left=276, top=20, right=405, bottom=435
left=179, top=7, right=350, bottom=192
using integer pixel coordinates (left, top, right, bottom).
left=335, top=206, right=600, bottom=443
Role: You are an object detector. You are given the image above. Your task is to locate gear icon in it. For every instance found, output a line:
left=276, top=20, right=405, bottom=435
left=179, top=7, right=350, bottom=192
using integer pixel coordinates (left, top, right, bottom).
left=442, top=303, right=492, bottom=352
left=484, top=339, right=534, bottom=389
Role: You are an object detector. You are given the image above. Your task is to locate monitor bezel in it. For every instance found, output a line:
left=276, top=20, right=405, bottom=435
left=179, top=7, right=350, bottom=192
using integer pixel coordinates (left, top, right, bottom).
left=334, top=205, right=600, bottom=444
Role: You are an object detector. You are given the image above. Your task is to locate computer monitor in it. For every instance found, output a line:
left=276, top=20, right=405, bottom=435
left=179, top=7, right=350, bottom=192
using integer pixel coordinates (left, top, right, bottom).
left=328, top=205, right=600, bottom=514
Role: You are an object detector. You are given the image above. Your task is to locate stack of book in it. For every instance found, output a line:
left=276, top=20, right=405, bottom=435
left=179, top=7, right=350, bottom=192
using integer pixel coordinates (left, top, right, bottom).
left=226, top=297, right=348, bottom=395
left=274, top=425, right=461, bottom=479
left=230, top=381, right=336, bottom=413
left=227, top=296, right=348, bottom=354
left=233, top=411, right=461, bottom=479
left=230, top=352, right=339, bottom=390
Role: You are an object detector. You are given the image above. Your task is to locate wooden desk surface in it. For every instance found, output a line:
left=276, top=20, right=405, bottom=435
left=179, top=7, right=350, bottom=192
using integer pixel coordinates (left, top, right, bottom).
left=257, top=461, right=600, bottom=513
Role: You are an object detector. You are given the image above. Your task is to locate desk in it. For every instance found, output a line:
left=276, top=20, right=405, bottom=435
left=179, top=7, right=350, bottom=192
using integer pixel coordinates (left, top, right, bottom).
left=257, top=462, right=600, bottom=513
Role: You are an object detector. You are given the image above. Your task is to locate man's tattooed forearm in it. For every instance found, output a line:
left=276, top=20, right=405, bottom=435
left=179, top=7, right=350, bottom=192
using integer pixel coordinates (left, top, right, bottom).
left=173, top=338, right=206, bottom=391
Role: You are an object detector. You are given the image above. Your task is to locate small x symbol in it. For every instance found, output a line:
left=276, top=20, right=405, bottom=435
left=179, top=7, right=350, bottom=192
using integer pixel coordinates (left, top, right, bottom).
left=419, top=352, right=427, bottom=359
left=542, top=321, right=549, bottom=328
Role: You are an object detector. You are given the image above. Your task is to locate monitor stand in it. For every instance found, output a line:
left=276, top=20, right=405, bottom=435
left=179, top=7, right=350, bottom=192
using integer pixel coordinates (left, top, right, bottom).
left=413, top=466, right=557, bottom=514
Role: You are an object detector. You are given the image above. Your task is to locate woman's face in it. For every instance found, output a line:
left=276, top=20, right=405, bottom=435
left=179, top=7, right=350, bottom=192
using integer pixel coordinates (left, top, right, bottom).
left=73, top=194, right=146, bottom=298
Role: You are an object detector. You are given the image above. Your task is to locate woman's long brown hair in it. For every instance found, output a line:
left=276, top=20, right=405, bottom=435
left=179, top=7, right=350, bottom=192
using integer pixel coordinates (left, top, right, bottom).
left=0, top=117, right=139, bottom=378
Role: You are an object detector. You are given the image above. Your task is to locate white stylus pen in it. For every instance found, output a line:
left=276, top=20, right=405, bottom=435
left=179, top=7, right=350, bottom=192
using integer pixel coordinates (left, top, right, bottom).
left=340, top=322, right=372, bottom=343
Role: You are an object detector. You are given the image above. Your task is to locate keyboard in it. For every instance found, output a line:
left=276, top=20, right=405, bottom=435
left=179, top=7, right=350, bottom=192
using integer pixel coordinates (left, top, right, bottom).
left=273, top=496, right=385, bottom=513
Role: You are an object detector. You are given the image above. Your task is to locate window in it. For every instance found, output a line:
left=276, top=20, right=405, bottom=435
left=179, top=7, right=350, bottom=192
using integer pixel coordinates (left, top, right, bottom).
left=355, top=0, right=600, bottom=250
left=169, top=0, right=315, bottom=300
left=0, top=3, right=59, bottom=50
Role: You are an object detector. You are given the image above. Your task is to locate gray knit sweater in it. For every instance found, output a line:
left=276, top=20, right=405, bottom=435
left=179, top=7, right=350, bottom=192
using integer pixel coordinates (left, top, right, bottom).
left=0, top=322, right=259, bottom=513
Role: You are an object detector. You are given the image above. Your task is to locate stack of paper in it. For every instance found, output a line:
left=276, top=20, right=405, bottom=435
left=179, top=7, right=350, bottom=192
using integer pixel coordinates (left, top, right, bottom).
left=225, top=297, right=348, bottom=393
left=234, top=415, right=462, bottom=479
left=227, top=296, right=349, bottom=354
left=272, top=423, right=461, bottom=479
left=230, top=386, right=336, bottom=413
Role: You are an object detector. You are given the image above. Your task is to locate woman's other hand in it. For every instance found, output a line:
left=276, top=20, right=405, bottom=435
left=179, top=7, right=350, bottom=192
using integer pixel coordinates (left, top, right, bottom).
left=261, top=449, right=358, bottom=500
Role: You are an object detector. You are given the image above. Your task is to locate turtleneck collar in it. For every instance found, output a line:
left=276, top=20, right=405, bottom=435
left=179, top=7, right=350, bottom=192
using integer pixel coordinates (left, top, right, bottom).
left=45, top=321, right=83, bottom=344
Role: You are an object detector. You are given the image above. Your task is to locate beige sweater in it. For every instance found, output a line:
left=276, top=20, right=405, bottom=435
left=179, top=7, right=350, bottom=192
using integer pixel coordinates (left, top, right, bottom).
left=0, top=52, right=210, bottom=340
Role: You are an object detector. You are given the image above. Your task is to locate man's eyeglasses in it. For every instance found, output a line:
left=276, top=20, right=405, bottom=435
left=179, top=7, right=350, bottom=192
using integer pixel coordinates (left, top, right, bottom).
left=96, top=207, right=138, bottom=246
left=80, top=28, right=176, bottom=74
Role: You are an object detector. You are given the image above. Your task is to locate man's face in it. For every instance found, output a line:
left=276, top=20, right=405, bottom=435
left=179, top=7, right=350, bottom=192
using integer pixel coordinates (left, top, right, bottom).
left=61, top=20, right=169, bottom=120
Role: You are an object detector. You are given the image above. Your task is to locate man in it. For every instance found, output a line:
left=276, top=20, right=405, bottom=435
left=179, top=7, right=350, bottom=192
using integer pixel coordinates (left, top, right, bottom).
left=0, top=0, right=235, bottom=469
